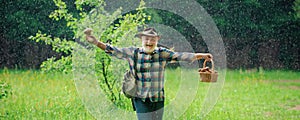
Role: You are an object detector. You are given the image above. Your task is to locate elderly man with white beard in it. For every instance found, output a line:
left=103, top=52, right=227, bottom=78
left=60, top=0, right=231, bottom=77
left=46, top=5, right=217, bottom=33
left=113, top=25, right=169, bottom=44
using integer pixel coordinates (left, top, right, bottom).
left=84, top=27, right=212, bottom=120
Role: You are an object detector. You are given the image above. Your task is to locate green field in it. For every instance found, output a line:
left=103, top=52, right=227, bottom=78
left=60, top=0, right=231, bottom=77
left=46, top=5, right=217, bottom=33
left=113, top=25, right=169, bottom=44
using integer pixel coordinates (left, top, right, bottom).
left=1, top=69, right=300, bottom=119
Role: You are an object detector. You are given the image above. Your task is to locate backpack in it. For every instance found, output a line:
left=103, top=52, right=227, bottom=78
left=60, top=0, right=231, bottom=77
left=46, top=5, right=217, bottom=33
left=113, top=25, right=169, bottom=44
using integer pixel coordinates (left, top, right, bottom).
left=122, top=48, right=139, bottom=98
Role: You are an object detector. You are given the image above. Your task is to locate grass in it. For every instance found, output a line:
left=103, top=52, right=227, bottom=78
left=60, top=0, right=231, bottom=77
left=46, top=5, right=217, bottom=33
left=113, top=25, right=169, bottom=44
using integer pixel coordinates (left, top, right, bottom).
left=1, top=69, right=299, bottom=119
left=0, top=70, right=94, bottom=119
left=199, top=69, right=300, bottom=120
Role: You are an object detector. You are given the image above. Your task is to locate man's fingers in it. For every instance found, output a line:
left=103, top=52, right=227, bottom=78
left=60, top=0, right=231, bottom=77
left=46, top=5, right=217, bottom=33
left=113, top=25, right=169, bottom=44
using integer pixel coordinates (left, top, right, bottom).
left=84, top=28, right=93, bottom=35
left=206, top=54, right=213, bottom=61
left=84, top=28, right=98, bottom=44
left=209, top=54, right=213, bottom=59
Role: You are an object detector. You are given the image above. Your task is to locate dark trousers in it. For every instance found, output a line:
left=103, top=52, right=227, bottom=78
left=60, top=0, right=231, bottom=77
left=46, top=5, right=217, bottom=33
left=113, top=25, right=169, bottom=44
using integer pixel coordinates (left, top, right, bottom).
left=133, top=98, right=164, bottom=120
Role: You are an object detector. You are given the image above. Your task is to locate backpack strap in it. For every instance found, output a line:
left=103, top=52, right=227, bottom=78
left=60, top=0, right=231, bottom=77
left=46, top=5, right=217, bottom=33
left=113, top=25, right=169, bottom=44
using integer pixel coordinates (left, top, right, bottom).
left=158, top=47, right=163, bottom=65
left=133, top=48, right=139, bottom=80
left=131, top=48, right=139, bottom=111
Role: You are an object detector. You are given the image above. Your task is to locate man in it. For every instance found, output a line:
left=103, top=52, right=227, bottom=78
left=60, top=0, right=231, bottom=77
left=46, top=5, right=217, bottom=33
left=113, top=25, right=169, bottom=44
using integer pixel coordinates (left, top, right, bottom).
left=84, top=27, right=212, bottom=120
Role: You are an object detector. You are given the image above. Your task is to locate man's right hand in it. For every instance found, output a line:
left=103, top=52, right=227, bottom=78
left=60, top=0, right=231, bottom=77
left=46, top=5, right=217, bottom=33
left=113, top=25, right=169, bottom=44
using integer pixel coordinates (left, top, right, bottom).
left=84, top=28, right=98, bottom=44
left=83, top=28, right=107, bottom=50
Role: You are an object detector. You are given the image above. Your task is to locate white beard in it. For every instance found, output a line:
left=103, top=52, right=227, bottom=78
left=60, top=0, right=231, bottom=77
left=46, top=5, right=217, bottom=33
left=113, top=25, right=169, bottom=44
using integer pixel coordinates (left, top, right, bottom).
left=142, top=42, right=157, bottom=53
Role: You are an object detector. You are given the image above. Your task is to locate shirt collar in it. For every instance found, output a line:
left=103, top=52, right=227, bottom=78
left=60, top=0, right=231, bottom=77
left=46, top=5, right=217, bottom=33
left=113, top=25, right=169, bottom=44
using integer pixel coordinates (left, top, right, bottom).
left=139, top=47, right=159, bottom=55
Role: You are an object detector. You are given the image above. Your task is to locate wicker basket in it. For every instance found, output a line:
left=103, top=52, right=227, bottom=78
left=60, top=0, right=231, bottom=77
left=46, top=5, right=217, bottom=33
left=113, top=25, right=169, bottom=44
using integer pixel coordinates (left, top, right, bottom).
left=199, top=60, right=218, bottom=82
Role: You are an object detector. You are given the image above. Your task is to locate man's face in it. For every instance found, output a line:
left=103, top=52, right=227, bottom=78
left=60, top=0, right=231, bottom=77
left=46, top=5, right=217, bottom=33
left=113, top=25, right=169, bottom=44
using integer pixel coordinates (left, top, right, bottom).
left=141, top=35, right=159, bottom=53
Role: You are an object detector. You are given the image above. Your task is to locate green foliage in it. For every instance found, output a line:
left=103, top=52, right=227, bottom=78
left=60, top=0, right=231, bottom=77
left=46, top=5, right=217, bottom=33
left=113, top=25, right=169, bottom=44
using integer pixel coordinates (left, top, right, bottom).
left=29, top=31, right=75, bottom=54
left=40, top=56, right=72, bottom=74
left=1, top=0, right=299, bottom=70
left=1, top=0, right=75, bottom=41
left=294, top=0, right=300, bottom=19
left=0, top=0, right=77, bottom=69
left=29, top=31, right=74, bottom=73
left=195, top=0, right=296, bottom=39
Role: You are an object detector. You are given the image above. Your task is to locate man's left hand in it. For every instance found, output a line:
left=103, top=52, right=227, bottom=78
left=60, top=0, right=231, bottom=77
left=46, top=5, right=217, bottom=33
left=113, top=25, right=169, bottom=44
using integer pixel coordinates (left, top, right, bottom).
left=195, top=53, right=213, bottom=61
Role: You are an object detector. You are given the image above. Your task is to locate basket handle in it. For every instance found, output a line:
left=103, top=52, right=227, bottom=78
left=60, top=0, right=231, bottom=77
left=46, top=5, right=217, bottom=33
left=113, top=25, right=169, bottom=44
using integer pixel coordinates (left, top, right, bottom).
left=203, top=59, right=214, bottom=71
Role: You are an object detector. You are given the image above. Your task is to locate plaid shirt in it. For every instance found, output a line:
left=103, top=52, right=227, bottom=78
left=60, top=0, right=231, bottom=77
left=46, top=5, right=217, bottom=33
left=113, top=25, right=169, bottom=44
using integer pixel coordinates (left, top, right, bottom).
left=105, top=44, right=196, bottom=102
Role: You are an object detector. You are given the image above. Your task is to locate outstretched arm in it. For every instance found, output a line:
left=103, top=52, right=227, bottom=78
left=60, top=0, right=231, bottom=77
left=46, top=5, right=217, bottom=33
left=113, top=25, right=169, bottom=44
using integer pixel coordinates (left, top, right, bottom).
left=161, top=48, right=213, bottom=62
left=83, top=28, right=134, bottom=59
left=84, top=28, right=106, bottom=50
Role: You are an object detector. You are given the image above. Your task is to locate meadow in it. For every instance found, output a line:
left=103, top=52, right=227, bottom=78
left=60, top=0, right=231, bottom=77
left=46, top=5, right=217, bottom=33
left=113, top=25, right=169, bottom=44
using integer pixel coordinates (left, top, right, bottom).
left=1, top=69, right=299, bottom=120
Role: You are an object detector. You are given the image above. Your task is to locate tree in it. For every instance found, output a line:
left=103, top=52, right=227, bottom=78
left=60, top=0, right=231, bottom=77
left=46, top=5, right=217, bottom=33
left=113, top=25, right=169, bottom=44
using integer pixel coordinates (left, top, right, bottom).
left=0, top=0, right=78, bottom=68
left=196, top=0, right=299, bottom=69
left=30, top=0, right=149, bottom=108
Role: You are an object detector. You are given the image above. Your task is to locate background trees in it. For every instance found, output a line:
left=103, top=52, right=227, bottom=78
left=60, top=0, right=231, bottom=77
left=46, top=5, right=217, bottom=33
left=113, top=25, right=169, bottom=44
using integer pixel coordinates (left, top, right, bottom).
left=0, top=0, right=299, bottom=70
